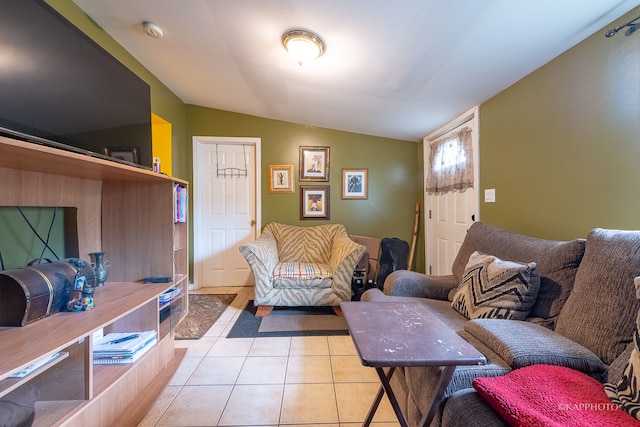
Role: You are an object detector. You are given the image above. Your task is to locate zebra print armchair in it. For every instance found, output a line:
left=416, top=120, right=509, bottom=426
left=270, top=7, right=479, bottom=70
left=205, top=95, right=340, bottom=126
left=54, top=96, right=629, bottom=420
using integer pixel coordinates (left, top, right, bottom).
left=239, top=222, right=366, bottom=316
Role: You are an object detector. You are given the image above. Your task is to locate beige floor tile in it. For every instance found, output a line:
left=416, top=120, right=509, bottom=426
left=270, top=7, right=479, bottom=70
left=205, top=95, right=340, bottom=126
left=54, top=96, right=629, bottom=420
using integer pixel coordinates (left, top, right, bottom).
left=186, top=356, right=244, bottom=385
left=249, top=336, right=291, bottom=356
left=328, top=335, right=358, bottom=355
left=156, top=385, right=232, bottom=426
left=137, top=385, right=181, bottom=427
left=207, top=337, right=254, bottom=357
left=218, top=384, right=283, bottom=425
left=236, top=356, right=288, bottom=384
left=286, top=355, right=333, bottom=384
left=334, top=382, right=397, bottom=423
left=289, top=336, right=330, bottom=356
left=280, top=383, right=339, bottom=424
left=169, top=357, right=201, bottom=386
left=205, top=320, right=229, bottom=337
left=174, top=335, right=218, bottom=357
left=331, top=355, right=379, bottom=383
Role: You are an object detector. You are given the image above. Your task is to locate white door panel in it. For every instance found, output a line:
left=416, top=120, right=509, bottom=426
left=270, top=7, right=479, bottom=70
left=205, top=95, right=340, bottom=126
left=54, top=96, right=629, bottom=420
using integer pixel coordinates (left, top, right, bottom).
left=425, top=107, right=479, bottom=276
left=194, top=137, right=261, bottom=287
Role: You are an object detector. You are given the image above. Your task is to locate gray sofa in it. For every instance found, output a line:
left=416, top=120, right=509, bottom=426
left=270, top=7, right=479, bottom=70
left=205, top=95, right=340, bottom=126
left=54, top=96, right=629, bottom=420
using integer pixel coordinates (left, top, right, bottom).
left=361, top=222, right=640, bottom=426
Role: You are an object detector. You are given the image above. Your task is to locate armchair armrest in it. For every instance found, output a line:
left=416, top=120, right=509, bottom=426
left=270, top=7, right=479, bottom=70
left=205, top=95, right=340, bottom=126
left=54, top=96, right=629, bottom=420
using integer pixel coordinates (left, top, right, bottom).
left=328, top=231, right=367, bottom=301
left=384, top=270, right=457, bottom=300
left=238, top=231, right=279, bottom=296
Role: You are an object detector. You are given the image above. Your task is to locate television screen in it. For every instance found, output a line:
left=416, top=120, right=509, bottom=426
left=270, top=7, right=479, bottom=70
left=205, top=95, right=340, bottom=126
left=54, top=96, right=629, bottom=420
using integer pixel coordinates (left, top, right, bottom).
left=0, top=0, right=153, bottom=168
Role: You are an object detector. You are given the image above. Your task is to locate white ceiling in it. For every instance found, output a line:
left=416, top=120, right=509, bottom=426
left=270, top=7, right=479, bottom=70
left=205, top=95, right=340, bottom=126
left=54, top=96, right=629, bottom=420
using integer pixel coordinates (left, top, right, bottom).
left=73, top=0, right=640, bottom=142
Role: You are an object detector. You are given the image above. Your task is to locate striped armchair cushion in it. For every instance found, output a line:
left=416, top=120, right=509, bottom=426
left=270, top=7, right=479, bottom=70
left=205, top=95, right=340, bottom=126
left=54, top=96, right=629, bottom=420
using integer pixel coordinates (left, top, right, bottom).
left=272, top=262, right=332, bottom=280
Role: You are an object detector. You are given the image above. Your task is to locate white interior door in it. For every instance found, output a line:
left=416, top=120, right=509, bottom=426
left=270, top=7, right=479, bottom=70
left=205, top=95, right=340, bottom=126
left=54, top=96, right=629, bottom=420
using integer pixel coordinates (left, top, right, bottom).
left=424, top=107, right=479, bottom=275
left=193, top=137, right=261, bottom=287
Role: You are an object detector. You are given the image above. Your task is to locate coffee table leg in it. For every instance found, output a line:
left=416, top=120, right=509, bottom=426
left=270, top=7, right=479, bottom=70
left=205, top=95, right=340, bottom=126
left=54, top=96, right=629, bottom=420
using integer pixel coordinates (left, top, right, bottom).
left=362, top=367, right=409, bottom=427
left=418, top=365, right=457, bottom=427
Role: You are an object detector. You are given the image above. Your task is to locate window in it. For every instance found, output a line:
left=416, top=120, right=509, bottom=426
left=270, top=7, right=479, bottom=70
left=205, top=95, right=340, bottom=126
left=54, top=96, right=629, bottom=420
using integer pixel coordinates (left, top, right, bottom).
left=426, top=126, right=473, bottom=194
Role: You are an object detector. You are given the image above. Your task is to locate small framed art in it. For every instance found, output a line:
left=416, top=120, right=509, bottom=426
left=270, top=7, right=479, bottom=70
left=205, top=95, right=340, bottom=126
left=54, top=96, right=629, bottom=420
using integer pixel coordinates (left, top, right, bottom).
left=104, top=146, right=140, bottom=164
left=299, top=146, right=330, bottom=181
left=342, top=168, right=368, bottom=199
left=268, top=164, right=294, bottom=193
left=300, top=185, right=330, bottom=220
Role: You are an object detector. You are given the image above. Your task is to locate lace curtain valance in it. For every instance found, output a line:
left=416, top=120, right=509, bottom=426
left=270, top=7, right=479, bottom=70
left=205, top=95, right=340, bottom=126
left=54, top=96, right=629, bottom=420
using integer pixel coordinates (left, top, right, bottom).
left=426, top=126, right=473, bottom=195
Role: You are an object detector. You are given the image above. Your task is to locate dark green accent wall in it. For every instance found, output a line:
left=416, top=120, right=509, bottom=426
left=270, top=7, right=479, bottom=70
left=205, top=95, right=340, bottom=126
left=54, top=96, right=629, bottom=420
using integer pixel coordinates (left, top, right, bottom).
left=479, top=6, right=640, bottom=240
left=186, top=106, right=425, bottom=272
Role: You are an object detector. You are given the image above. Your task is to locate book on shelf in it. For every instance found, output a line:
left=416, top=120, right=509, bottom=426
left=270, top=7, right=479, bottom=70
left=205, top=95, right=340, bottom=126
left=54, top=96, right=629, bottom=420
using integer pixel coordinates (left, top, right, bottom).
left=159, top=286, right=182, bottom=306
left=93, top=330, right=157, bottom=364
left=174, top=184, right=188, bottom=223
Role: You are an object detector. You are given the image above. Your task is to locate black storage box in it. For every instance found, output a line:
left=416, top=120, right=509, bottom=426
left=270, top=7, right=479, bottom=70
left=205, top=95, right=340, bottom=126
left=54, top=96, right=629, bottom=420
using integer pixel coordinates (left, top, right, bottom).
left=0, top=259, right=95, bottom=327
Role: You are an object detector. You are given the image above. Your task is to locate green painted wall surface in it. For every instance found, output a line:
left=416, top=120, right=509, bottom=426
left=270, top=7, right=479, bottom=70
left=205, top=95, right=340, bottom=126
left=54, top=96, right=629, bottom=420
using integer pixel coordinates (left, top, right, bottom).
left=187, top=106, right=425, bottom=272
left=46, top=0, right=189, bottom=179
left=479, top=6, right=640, bottom=241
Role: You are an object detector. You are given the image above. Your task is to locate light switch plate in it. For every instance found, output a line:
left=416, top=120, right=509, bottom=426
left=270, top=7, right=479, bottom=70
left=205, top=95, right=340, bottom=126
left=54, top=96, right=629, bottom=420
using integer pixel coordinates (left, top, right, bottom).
left=485, top=189, right=496, bottom=203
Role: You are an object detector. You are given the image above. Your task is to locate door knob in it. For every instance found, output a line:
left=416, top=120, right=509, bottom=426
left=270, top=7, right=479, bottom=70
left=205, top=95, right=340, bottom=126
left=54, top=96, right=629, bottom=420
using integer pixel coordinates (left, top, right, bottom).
left=250, top=220, right=256, bottom=226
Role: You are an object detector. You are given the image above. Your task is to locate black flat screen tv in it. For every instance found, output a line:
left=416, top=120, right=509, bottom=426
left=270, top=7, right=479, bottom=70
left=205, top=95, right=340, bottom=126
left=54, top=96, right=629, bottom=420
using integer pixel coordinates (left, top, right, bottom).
left=0, top=0, right=153, bottom=169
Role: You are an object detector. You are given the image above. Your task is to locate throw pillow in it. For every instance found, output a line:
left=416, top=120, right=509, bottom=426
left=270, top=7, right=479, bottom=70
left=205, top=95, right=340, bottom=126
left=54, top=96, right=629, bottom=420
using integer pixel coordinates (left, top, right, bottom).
left=604, top=276, right=640, bottom=420
left=451, top=251, right=540, bottom=320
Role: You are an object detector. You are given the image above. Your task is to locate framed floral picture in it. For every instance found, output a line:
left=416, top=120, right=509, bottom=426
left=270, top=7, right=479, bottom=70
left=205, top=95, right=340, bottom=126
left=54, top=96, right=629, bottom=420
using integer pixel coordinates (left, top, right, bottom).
left=342, top=168, right=368, bottom=199
left=268, top=164, right=294, bottom=193
left=300, top=185, right=330, bottom=220
left=299, top=146, right=330, bottom=181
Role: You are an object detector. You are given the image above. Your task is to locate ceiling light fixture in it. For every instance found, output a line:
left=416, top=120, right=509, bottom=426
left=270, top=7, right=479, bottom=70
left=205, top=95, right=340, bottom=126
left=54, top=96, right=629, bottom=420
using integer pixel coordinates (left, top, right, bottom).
left=142, top=21, right=164, bottom=39
left=282, top=29, right=325, bottom=65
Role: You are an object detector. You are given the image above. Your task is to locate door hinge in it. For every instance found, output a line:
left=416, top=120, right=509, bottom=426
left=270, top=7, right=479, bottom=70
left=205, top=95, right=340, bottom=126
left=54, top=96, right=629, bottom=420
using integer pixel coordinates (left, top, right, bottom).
left=428, top=209, right=432, bottom=219
left=429, top=265, right=432, bottom=275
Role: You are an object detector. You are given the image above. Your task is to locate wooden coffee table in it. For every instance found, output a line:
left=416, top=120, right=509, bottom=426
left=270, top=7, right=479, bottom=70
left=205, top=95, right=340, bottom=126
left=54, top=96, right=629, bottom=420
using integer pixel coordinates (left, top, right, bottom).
left=341, top=301, right=486, bottom=427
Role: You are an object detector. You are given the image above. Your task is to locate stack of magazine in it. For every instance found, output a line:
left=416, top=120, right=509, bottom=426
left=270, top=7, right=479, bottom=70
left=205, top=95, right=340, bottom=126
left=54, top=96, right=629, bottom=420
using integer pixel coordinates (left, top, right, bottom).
left=93, top=330, right=157, bottom=365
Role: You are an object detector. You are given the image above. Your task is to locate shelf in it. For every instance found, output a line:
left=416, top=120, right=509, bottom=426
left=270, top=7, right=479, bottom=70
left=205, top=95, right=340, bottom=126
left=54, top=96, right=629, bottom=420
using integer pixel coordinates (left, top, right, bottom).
left=0, top=135, right=187, bottom=185
left=0, top=282, right=174, bottom=380
left=0, top=352, right=69, bottom=399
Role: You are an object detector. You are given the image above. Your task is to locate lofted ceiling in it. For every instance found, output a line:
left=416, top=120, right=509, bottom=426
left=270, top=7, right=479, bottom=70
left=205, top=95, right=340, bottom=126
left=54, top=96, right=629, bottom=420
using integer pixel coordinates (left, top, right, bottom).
left=73, top=0, right=640, bottom=142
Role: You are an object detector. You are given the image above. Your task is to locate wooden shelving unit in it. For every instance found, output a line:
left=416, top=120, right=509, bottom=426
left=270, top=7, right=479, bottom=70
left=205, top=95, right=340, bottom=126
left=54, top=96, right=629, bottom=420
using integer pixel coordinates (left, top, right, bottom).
left=0, top=135, right=189, bottom=426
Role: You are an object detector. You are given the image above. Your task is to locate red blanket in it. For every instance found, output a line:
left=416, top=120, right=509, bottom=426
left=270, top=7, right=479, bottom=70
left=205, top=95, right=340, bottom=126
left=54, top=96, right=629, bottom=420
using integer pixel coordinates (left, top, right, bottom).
left=472, top=364, right=640, bottom=427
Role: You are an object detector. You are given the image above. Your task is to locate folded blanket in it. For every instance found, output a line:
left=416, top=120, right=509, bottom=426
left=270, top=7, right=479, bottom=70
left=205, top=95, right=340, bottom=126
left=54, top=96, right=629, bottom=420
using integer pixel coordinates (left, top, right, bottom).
left=472, top=364, right=640, bottom=427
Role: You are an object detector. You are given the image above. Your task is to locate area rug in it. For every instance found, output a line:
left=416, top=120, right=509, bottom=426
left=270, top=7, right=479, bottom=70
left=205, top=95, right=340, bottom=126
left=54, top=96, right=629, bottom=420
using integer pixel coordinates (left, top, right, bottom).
left=226, top=300, right=349, bottom=338
left=175, top=294, right=237, bottom=339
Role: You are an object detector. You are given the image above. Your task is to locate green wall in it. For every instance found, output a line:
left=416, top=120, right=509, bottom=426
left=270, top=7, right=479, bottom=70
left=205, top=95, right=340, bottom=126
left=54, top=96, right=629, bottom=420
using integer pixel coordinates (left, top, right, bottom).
left=479, top=6, right=640, bottom=241
left=186, top=106, right=424, bottom=271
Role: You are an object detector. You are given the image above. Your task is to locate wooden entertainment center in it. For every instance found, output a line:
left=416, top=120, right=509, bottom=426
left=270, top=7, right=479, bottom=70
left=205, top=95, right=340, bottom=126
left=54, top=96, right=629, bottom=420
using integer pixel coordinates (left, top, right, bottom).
left=0, top=135, right=189, bottom=426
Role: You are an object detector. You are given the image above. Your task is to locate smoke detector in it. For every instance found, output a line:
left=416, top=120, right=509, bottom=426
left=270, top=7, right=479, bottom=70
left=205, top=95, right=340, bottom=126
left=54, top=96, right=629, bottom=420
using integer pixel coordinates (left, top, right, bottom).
left=142, top=21, right=164, bottom=39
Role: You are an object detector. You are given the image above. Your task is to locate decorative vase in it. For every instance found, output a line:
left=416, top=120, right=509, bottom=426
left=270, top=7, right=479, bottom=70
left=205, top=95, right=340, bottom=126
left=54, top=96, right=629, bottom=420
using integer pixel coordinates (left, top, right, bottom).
left=89, top=251, right=111, bottom=287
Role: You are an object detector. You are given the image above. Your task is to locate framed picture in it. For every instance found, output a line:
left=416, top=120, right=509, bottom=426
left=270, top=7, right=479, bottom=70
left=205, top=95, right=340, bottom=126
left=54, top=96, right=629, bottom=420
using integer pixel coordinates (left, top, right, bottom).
left=268, top=164, right=295, bottom=193
left=299, top=146, right=330, bottom=181
left=104, top=147, right=140, bottom=164
left=300, top=185, right=330, bottom=220
left=342, top=168, right=368, bottom=199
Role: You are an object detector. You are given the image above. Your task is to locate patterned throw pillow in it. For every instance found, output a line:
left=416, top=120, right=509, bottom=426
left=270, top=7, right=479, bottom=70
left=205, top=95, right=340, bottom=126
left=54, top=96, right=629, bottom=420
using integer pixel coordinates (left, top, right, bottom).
left=451, top=251, right=540, bottom=320
left=272, top=262, right=332, bottom=280
left=604, top=276, right=640, bottom=420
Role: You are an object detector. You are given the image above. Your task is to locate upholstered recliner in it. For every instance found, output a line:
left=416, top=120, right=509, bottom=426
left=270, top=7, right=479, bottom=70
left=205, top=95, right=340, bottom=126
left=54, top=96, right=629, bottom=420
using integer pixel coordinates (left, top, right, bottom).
left=239, top=222, right=366, bottom=315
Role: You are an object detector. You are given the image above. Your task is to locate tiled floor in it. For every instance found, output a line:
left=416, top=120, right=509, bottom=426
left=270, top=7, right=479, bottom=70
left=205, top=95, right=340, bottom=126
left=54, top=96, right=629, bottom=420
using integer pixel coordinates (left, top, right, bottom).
left=138, top=287, right=400, bottom=427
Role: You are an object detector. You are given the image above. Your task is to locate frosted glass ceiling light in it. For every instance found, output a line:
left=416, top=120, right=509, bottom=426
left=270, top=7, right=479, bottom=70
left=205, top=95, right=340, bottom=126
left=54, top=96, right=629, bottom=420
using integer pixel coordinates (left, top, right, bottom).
left=282, top=29, right=325, bottom=65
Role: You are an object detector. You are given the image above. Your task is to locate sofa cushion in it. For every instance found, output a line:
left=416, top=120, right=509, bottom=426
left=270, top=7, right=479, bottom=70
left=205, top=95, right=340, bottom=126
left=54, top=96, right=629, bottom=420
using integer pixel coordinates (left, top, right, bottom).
left=555, top=228, right=640, bottom=365
left=464, top=319, right=606, bottom=377
left=451, top=222, right=586, bottom=326
left=605, top=276, right=640, bottom=420
left=473, top=365, right=638, bottom=427
left=451, top=252, right=540, bottom=320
